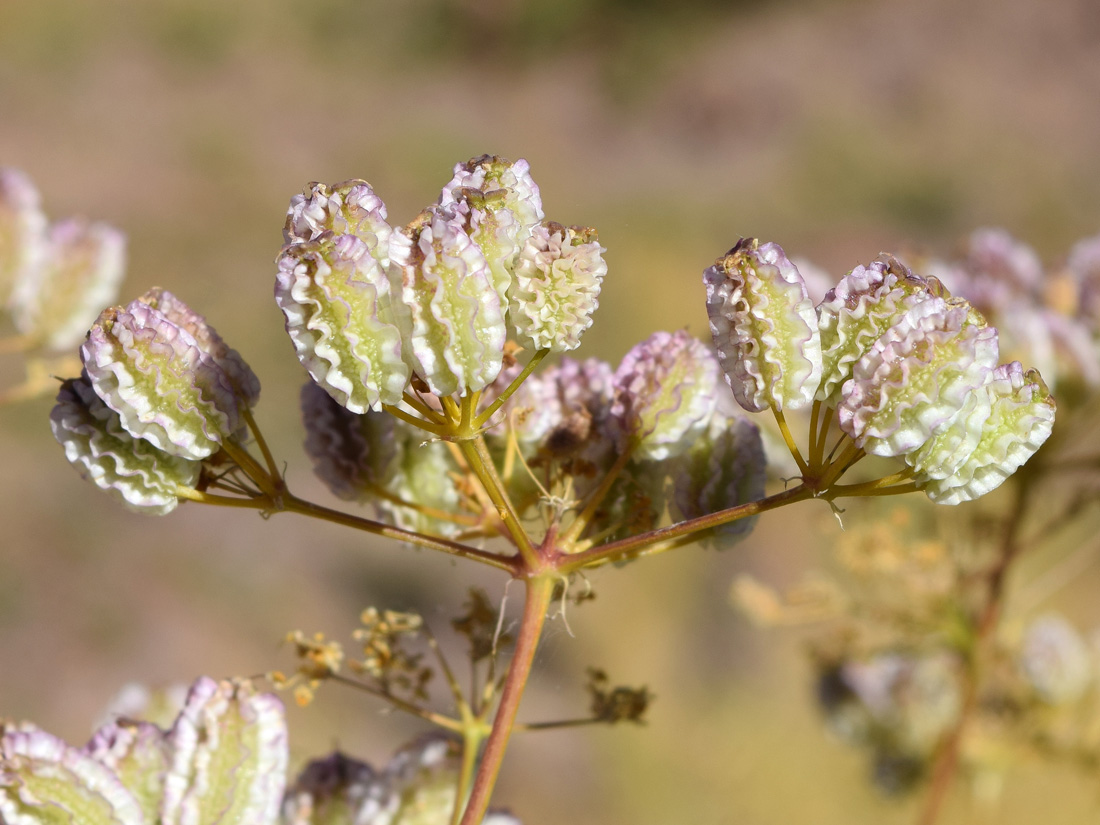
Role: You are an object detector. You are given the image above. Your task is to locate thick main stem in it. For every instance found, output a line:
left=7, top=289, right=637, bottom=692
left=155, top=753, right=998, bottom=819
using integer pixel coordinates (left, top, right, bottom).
left=459, top=576, right=555, bottom=825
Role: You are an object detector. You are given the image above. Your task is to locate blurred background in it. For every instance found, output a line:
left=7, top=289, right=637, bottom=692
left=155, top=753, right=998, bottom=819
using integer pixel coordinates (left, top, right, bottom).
left=2, top=0, right=1100, bottom=822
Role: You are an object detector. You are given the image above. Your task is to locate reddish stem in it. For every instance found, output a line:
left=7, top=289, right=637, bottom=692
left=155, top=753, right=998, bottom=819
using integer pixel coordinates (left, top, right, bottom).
left=557, top=485, right=813, bottom=572
left=459, top=575, right=555, bottom=825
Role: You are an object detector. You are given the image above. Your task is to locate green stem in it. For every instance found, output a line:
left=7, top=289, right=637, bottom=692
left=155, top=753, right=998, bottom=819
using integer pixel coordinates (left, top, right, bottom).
left=583, top=531, right=703, bottom=562
left=826, top=469, right=916, bottom=498
left=821, top=429, right=848, bottom=467
left=479, top=581, right=513, bottom=714
left=383, top=403, right=450, bottom=437
left=184, top=477, right=515, bottom=570
left=557, top=485, right=814, bottom=573
left=404, top=391, right=447, bottom=424
left=459, top=576, right=555, bottom=825
left=221, top=439, right=281, bottom=500
left=815, top=441, right=863, bottom=491
left=176, top=487, right=268, bottom=509
left=328, top=673, right=462, bottom=731
left=242, top=408, right=281, bottom=481
left=515, top=717, right=609, bottom=731
left=460, top=391, right=480, bottom=432
left=460, top=436, right=540, bottom=568
left=364, top=482, right=480, bottom=527
left=442, top=396, right=462, bottom=423
left=452, top=727, right=485, bottom=825
left=807, top=400, right=821, bottom=468
left=772, top=407, right=809, bottom=476
left=811, top=405, right=834, bottom=472
left=473, top=349, right=550, bottom=430
left=426, top=629, right=471, bottom=715
left=835, top=482, right=918, bottom=497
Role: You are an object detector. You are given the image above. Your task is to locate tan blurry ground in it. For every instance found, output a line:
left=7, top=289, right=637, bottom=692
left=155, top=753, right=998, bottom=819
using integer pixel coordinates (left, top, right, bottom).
left=2, top=0, right=1100, bottom=822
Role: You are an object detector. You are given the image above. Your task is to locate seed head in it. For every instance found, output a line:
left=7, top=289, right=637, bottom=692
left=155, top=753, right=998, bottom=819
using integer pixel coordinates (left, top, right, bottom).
left=671, top=414, right=765, bottom=548
left=903, top=385, right=991, bottom=482
left=379, top=430, right=463, bottom=537
left=1018, top=615, right=1093, bottom=706
left=920, top=362, right=1055, bottom=504
left=510, top=221, right=607, bottom=352
left=394, top=206, right=507, bottom=396
left=277, top=233, right=409, bottom=412
left=440, top=155, right=543, bottom=246
left=51, top=374, right=201, bottom=514
left=816, top=256, right=944, bottom=405
left=1067, top=232, right=1100, bottom=325
left=300, top=381, right=398, bottom=502
left=838, top=297, right=999, bottom=457
left=704, top=238, right=822, bottom=412
left=493, top=356, right=615, bottom=453
left=610, top=330, right=719, bottom=461
left=0, top=723, right=145, bottom=825
left=281, top=752, right=387, bottom=825
left=162, top=678, right=288, bottom=825
left=81, top=297, right=248, bottom=460
left=83, top=720, right=171, bottom=824
left=284, top=179, right=393, bottom=258
left=946, top=227, right=1043, bottom=313
left=138, top=287, right=260, bottom=408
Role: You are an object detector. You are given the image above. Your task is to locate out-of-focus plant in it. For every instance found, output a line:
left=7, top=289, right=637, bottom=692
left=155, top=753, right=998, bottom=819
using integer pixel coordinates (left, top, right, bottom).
left=735, top=228, right=1100, bottom=824
left=0, top=673, right=521, bottom=825
left=0, top=168, right=125, bottom=406
left=0, top=157, right=1064, bottom=824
